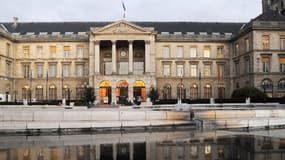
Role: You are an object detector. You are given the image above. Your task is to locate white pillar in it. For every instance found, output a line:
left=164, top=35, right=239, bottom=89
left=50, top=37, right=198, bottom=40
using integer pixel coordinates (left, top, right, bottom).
left=112, top=40, right=117, bottom=74
left=129, top=40, right=134, bottom=74
left=145, top=40, right=150, bottom=74
left=89, top=41, right=95, bottom=76
left=95, top=40, right=100, bottom=74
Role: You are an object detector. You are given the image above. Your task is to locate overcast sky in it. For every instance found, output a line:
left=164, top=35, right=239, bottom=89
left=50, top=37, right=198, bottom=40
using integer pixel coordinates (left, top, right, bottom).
left=1, top=0, right=262, bottom=22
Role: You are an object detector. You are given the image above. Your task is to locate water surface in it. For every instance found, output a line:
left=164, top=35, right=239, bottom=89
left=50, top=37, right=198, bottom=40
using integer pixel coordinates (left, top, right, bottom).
left=0, top=130, right=285, bottom=160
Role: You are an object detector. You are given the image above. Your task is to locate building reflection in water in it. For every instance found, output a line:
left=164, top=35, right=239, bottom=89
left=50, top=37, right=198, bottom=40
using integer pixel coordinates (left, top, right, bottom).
left=0, top=131, right=285, bottom=160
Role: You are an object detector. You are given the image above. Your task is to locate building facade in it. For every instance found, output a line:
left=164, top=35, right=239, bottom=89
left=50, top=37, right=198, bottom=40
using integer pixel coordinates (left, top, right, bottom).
left=0, top=0, right=285, bottom=104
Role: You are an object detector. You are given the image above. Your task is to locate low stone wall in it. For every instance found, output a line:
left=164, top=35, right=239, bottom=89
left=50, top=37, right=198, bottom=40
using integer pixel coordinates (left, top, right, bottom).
left=0, top=108, right=191, bottom=131
left=0, top=110, right=189, bottom=122
left=196, top=110, right=285, bottom=120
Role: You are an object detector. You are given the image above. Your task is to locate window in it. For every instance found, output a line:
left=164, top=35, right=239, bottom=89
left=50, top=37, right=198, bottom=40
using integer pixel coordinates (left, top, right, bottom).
left=217, top=64, right=224, bottom=79
left=50, top=46, right=56, bottom=58
left=177, top=84, right=186, bottom=99
left=262, top=57, right=270, bottom=73
left=163, top=46, right=170, bottom=58
left=63, top=46, right=70, bottom=58
left=217, top=46, right=224, bottom=57
left=204, top=84, right=212, bottom=99
left=23, top=46, right=30, bottom=58
left=244, top=59, right=250, bottom=74
left=62, top=85, right=70, bottom=99
left=76, top=64, right=84, bottom=77
left=77, top=45, right=84, bottom=58
left=281, top=38, right=285, bottom=50
left=190, top=46, right=197, bottom=58
left=134, top=62, right=144, bottom=75
left=22, top=86, right=30, bottom=100
left=190, top=84, right=198, bottom=99
left=104, top=62, right=112, bottom=75
left=190, top=64, right=198, bottom=77
left=262, top=79, right=273, bottom=91
left=234, top=62, right=240, bottom=76
left=280, top=57, right=285, bottom=72
left=37, top=46, right=43, bottom=58
left=177, top=64, right=184, bottom=77
left=36, top=64, right=43, bottom=78
left=177, top=46, right=184, bottom=58
left=204, top=64, right=211, bottom=77
left=49, top=85, right=57, bottom=100
left=245, top=38, right=250, bottom=52
left=49, top=64, right=57, bottom=77
left=6, top=43, right=11, bottom=57
left=6, top=62, right=11, bottom=77
left=234, top=43, right=239, bottom=56
left=163, top=64, right=171, bottom=76
left=162, top=84, right=171, bottom=99
left=23, top=64, right=30, bottom=78
left=76, top=86, right=84, bottom=100
left=35, top=85, right=43, bottom=101
left=119, top=62, right=128, bottom=75
left=262, top=35, right=270, bottom=50
left=203, top=46, right=210, bottom=58
left=278, top=79, right=285, bottom=90
left=62, top=64, right=70, bottom=77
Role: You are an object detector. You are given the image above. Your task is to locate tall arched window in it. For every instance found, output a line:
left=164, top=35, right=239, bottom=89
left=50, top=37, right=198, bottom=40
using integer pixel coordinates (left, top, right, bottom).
left=278, top=79, right=285, bottom=90
left=261, top=79, right=273, bottom=97
left=35, top=85, right=43, bottom=101
left=49, top=85, right=57, bottom=100
left=204, top=84, right=212, bottom=99
left=62, top=84, right=70, bottom=99
left=177, top=83, right=186, bottom=99
left=190, top=84, right=198, bottom=99
left=76, top=84, right=84, bottom=100
left=163, top=84, right=172, bottom=99
left=22, top=85, right=30, bottom=100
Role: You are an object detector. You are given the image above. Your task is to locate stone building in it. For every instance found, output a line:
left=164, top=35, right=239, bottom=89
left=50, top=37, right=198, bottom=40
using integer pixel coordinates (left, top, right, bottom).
left=0, top=0, right=284, bottom=104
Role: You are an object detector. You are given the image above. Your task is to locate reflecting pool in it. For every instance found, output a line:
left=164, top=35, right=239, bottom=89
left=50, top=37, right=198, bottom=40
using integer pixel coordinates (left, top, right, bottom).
left=0, top=130, right=285, bottom=160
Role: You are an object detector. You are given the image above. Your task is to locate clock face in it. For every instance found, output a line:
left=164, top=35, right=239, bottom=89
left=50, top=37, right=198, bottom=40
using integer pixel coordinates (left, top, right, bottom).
left=120, top=51, right=127, bottom=57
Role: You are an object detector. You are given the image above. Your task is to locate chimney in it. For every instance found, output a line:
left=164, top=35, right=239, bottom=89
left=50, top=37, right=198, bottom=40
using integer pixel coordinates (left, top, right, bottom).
left=13, top=17, right=18, bottom=28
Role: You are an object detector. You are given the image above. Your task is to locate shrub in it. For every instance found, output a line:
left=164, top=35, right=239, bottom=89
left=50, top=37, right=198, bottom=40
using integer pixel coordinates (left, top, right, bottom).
left=231, top=87, right=267, bottom=99
left=148, top=87, right=159, bottom=104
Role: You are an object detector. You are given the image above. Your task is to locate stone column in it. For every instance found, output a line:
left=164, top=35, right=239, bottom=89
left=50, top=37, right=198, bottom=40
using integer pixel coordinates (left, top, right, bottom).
left=129, top=84, right=134, bottom=103
left=145, top=40, right=150, bottom=74
left=112, top=84, right=117, bottom=104
left=112, top=40, right=117, bottom=74
left=89, top=41, right=95, bottom=77
left=129, top=40, right=134, bottom=74
left=95, top=40, right=100, bottom=74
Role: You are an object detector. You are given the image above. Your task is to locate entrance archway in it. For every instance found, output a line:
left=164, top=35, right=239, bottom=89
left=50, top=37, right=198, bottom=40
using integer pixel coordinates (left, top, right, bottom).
left=99, top=80, right=112, bottom=104
left=133, top=80, right=146, bottom=102
left=116, top=80, right=128, bottom=104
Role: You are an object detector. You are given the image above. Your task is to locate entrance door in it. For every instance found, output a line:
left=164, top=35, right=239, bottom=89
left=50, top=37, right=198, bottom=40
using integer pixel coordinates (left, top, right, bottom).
left=133, top=81, right=146, bottom=102
left=116, top=80, right=129, bottom=104
left=99, top=81, right=112, bottom=104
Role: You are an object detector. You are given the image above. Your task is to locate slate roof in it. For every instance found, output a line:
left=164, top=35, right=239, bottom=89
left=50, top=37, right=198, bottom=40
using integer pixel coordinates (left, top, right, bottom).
left=252, top=9, right=285, bottom=21
left=1, top=21, right=245, bottom=35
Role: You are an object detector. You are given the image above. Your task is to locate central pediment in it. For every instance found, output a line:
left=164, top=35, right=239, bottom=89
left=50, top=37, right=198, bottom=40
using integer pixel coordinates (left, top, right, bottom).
left=92, top=20, right=154, bottom=34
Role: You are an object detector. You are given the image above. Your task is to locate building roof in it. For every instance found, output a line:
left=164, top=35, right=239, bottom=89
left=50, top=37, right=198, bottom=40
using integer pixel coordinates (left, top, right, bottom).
left=252, top=9, right=285, bottom=21
left=1, top=21, right=245, bottom=35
